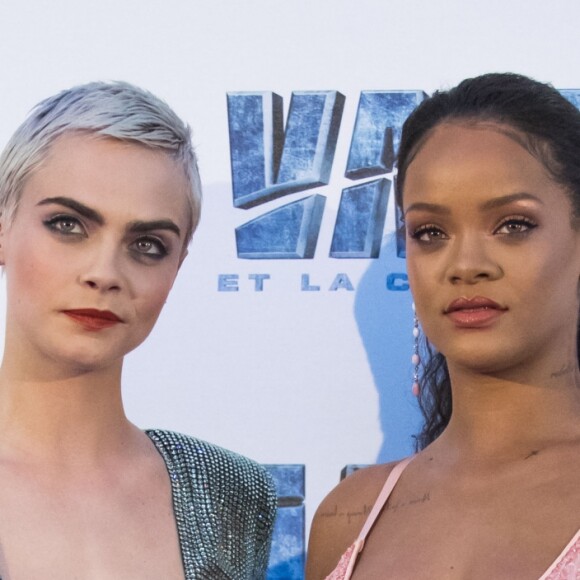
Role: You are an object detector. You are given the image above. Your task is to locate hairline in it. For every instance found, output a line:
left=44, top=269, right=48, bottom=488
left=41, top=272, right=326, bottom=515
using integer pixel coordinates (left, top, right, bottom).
left=398, top=115, right=579, bottom=227
left=0, top=81, right=202, bottom=249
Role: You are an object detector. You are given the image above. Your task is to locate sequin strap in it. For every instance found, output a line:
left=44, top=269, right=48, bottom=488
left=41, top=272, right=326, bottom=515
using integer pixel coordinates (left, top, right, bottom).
left=357, top=455, right=415, bottom=545
left=539, top=529, right=580, bottom=580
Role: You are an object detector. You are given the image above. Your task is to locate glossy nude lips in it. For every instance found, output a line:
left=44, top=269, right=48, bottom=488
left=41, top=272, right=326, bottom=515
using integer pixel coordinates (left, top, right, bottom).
left=444, top=296, right=507, bottom=328
left=62, top=309, right=123, bottom=331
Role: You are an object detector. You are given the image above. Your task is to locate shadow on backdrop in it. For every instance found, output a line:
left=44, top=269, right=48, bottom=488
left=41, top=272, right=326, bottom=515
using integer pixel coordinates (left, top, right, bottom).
left=354, top=234, right=420, bottom=463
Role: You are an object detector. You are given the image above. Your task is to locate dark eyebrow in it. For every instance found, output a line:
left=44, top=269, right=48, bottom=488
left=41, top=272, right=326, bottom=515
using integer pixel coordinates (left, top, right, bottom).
left=479, top=192, right=544, bottom=210
left=36, top=197, right=181, bottom=237
left=404, top=202, right=451, bottom=217
left=404, top=192, right=544, bottom=217
left=128, top=220, right=181, bottom=238
left=36, top=196, right=104, bottom=225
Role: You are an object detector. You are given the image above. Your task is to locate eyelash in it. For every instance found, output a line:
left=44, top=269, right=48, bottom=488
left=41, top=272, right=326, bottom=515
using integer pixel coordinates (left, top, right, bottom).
left=44, top=214, right=169, bottom=260
left=130, top=237, right=168, bottom=260
left=409, top=216, right=538, bottom=243
left=409, top=224, right=447, bottom=243
left=44, top=214, right=86, bottom=237
left=493, top=215, right=538, bottom=236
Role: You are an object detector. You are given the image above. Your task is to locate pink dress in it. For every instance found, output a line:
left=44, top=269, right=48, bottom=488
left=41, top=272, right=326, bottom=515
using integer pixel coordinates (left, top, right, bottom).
left=326, top=456, right=580, bottom=580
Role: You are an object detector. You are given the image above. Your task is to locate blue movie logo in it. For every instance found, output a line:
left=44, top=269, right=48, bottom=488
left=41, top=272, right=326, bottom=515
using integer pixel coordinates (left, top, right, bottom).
left=227, top=89, right=580, bottom=262
left=227, top=90, right=426, bottom=259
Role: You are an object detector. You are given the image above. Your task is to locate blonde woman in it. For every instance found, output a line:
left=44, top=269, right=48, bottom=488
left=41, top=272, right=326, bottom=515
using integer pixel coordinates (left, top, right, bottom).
left=0, top=82, right=276, bottom=579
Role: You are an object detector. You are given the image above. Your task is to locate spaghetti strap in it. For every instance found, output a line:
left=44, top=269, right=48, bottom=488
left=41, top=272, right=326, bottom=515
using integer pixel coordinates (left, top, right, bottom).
left=325, top=455, right=416, bottom=580
left=357, top=455, right=415, bottom=544
left=327, top=455, right=579, bottom=580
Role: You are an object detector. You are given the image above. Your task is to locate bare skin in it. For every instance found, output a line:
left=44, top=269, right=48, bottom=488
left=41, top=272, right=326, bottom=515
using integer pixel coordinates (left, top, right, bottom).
left=308, top=389, right=580, bottom=579
left=306, top=124, right=580, bottom=579
left=0, top=370, right=184, bottom=580
left=0, top=134, right=190, bottom=579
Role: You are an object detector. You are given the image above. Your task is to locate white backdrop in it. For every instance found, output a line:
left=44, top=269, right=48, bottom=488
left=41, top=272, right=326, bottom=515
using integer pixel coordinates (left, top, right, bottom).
left=1, top=0, right=579, bottom=537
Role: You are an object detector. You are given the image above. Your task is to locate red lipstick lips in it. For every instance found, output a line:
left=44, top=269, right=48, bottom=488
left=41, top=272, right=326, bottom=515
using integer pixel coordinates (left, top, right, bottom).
left=62, top=309, right=123, bottom=331
left=444, top=296, right=507, bottom=328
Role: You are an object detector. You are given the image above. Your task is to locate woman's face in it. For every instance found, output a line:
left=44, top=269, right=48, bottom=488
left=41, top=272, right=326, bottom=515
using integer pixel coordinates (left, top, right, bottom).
left=0, top=133, right=191, bottom=373
left=403, top=122, right=580, bottom=375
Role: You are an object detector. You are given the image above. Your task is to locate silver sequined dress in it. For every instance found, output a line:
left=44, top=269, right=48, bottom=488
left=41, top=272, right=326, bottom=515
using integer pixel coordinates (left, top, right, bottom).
left=145, top=429, right=277, bottom=579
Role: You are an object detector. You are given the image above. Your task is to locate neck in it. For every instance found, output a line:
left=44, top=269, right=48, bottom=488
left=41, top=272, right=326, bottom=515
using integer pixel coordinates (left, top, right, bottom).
left=0, top=359, right=137, bottom=463
left=436, top=362, right=580, bottom=460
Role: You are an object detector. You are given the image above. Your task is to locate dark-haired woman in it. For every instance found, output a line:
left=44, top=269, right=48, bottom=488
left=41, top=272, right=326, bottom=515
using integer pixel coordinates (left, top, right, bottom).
left=306, top=73, right=580, bottom=579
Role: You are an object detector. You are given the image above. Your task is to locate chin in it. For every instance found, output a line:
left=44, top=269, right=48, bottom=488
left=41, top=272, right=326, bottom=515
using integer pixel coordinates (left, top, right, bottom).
left=441, top=341, right=523, bottom=374
left=455, top=352, right=538, bottom=379
left=44, top=343, right=125, bottom=374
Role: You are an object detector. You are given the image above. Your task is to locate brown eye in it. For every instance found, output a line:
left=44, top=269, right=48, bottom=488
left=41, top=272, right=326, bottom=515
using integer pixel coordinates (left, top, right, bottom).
left=494, top=217, right=537, bottom=236
left=410, top=225, right=448, bottom=243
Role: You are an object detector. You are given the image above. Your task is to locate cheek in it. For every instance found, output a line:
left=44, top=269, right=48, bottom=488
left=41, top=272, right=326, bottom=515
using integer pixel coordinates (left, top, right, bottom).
left=509, top=239, right=576, bottom=299
left=406, top=255, right=433, bottom=307
left=5, top=236, right=57, bottom=303
left=134, top=271, right=177, bottom=322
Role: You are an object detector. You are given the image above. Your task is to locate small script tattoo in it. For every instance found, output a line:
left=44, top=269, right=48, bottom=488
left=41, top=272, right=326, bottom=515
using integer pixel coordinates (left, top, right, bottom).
left=320, top=503, right=373, bottom=525
left=385, top=491, right=431, bottom=513
left=320, top=492, right=432, bottom=523
left=551, top=362, right=574, bottom=378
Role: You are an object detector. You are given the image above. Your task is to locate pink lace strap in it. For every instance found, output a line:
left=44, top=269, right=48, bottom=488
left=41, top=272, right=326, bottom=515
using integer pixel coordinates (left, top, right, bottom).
left=357, top=455, right=415, bottom=544
left=325, top=538, right=364, bottom=580
left=539, top=530, right=580, bottom=580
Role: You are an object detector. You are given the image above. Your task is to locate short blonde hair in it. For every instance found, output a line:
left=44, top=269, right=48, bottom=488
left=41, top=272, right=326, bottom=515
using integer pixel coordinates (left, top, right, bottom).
left=0, top=81, right=202, bottom=246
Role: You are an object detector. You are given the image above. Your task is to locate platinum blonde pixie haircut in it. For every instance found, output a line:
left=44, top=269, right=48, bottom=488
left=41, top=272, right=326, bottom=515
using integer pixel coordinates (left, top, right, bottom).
left=0, top=81, right=202, bottom=246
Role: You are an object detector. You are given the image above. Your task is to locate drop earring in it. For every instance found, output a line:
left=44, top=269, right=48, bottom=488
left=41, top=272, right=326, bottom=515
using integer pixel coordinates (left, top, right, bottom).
left=412, top=302, right=420, bottom=397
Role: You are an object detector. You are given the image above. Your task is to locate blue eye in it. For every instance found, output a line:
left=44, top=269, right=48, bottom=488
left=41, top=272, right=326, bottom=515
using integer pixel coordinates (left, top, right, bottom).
left=44, top=215, right=86, bottom=236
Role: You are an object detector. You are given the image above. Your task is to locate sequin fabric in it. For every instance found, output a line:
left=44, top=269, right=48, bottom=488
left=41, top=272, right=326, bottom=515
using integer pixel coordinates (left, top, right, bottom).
left=145, top=429, right=277, bottom=579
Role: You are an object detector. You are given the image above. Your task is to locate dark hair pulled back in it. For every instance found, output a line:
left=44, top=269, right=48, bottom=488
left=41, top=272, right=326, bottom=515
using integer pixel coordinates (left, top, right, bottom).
left=395, top=73, right=580, bottom=450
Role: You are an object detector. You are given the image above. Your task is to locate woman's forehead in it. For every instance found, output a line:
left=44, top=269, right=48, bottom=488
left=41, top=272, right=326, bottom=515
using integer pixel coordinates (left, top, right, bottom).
left=402, top=122, right=572, bottom=213
left=18, top=134, right=190, bottom=226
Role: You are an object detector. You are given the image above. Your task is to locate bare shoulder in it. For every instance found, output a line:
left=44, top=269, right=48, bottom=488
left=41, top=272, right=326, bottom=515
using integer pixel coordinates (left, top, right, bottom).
left=305, top=461, right=399, bottom=580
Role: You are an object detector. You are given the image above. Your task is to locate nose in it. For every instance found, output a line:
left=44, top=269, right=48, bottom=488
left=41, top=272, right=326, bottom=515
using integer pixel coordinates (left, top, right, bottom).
left=78, top=243, right=124, bottom=293
left=445, top=234, right=502, bottom=285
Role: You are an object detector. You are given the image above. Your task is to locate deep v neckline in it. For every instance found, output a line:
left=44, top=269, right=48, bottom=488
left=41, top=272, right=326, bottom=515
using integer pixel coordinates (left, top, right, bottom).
left=145, top=430, right=188, bottom=579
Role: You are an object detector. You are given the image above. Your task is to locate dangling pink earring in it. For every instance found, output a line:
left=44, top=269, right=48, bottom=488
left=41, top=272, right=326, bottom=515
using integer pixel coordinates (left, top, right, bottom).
left=412, top=302, right=420, bottom=397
